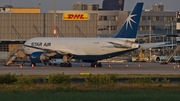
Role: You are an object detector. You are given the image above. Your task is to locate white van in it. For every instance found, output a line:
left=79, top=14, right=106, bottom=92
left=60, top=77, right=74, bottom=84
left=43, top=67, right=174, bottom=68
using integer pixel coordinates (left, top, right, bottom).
left=49, top=59, right=63, bottom=66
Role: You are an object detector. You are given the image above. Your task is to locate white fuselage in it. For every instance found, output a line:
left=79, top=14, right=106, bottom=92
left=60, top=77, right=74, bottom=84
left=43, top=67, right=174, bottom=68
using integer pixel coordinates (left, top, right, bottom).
left=22, top=37, right=139, bottom=60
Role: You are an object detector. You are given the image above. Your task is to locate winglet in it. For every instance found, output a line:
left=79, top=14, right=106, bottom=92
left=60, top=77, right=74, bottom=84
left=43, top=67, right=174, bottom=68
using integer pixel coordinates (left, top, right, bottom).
left=114, top=2, right=143, bottom=39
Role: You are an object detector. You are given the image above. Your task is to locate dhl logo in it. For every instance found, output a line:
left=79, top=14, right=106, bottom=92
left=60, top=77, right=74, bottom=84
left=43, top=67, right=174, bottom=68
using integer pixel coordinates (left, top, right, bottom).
left=63, top=13, right=89, bottom=20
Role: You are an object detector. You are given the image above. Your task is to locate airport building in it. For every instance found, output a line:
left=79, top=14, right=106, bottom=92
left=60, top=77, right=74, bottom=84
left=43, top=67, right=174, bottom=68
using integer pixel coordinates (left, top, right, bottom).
left=48, top=3, right=177, bottom=39
left=176, top=12, right=180, bottom=44
left=48, top=10, right=123, bottom=37
left=102, top=0, right=124, bottom=10
left=0, top=5, right=40, bottom=13
left=72, top=2, right=99, bottom=10
left=0, top=13, right=98, bottom=39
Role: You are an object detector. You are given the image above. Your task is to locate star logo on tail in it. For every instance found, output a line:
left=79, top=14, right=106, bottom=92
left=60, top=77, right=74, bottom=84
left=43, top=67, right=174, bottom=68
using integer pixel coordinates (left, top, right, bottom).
left=125, top=14, right=137, bottom=30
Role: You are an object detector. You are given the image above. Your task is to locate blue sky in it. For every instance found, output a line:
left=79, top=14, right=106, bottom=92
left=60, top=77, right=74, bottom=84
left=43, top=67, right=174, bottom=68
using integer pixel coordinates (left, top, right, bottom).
left=0, top=0, right=180, bottom=13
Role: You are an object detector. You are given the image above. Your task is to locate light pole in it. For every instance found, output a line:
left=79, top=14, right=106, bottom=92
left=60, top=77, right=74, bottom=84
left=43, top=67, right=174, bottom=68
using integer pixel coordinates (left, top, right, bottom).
left=162, top=35, right=165, bottom=55
left=53, top=0, right=57, bottom=37
left=10, top=0, right=12, bottom=5
left=149, top=20, right=151, bottom=61
left=171, top=21, right=173, bottom=49
left=166, top=21, right=170, bottom=42
left=108, top=20, right=111, bottom=34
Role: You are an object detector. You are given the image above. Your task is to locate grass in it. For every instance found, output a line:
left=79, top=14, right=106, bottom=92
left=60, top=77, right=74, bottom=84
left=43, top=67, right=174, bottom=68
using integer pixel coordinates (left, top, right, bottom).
left=0, top=90, right=180, bottom=101
left=1, top=74, right=180, bottom=101
left=1, top=83, right=180, bottom=92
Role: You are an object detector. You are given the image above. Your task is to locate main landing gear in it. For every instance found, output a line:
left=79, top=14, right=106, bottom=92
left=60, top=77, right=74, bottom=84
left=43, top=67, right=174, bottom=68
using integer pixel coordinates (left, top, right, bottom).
left=60, top=62, right=72, bottom=67
left=60, top=54, right=73, bottom=67
left=91, top=62, right=102, bottom=67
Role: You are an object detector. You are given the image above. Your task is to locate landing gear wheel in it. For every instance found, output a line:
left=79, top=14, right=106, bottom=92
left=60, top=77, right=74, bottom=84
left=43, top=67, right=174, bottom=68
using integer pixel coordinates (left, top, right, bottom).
left=60, top=63, right=72, bottom=67
left=48, top=62, right=52, bottom=65
left=91, top=62, right=102, bottom=67
left=98, top=63, right=102, bottom=67
left=91, top=63, right=95, bottom=67
left=60, top=63, right=64, bottom=67
left=68, top=63, right=72, bottom=67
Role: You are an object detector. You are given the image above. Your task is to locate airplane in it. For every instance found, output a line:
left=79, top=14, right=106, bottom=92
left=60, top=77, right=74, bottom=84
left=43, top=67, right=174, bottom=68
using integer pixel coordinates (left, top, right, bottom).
left=22, top=2, right=145, bottom=67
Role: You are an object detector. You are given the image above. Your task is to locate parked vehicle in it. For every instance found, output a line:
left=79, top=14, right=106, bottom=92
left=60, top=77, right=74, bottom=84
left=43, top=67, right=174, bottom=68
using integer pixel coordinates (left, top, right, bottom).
left=151, top=55, right=180, bottom=62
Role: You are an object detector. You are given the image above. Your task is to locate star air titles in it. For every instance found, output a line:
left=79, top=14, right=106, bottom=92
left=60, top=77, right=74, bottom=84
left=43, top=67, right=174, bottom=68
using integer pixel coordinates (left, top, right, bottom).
left=31, top=42, right=51, bottom=47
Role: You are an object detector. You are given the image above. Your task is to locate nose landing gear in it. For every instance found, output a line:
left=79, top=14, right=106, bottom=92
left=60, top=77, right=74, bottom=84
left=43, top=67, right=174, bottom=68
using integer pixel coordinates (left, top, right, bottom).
left=91, top=62, right=102, bottom=67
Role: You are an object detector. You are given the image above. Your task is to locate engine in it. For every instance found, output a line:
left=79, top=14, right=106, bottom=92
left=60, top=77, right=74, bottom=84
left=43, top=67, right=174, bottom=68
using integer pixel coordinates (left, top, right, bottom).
left=122, top=41, right=140, bottom=48
left=30, top=52, right=50, bottom=63
left=131, top=43, right=140, bottom=48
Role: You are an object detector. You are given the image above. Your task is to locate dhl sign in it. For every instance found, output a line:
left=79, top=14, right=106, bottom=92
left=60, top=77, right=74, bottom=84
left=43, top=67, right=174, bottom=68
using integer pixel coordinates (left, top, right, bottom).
left=63, top=13, right=89, bottom=20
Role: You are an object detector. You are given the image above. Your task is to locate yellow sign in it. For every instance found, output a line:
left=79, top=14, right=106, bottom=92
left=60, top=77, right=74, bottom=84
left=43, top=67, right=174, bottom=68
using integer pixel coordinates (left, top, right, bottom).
left=63, top=13, right=89, bottom=20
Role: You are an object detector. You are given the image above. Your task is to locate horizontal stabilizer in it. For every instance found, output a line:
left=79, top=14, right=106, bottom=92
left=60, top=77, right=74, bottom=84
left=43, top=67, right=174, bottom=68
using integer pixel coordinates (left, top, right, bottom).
left=108, top=41, right=139, bottom=48
left=139, top=42, right=166, bottom=49
left=108, top=42, right=128, bottom=48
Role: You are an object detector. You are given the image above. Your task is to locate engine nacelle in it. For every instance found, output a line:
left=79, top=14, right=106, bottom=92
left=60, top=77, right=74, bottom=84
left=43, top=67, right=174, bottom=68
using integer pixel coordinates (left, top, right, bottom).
left=131, top=43, right=140, bottom=48
left=122, top=41, right=140, bottom=48
left=30, top=52, right=50, bottom=63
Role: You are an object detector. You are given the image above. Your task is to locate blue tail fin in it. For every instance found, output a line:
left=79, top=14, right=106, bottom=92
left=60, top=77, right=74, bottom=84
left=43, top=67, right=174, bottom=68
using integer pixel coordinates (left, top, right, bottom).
left=114, top=2, right=143, bottom=39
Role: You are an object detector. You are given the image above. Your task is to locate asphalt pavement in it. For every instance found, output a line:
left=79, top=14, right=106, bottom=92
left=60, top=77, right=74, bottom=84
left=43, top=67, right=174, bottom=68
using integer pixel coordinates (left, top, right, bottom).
left=0, top=62, right=180, bottom=75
